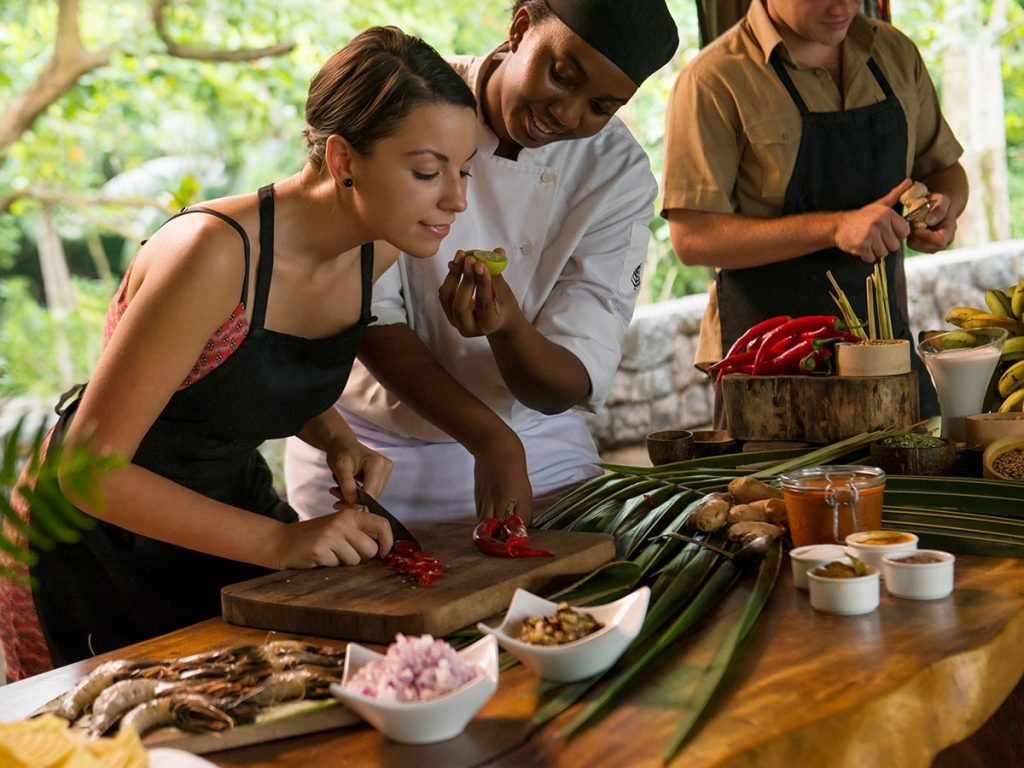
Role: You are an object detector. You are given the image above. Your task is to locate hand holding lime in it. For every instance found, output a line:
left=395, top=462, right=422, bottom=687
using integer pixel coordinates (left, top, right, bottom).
left=464, top=249, right=508, bottom=276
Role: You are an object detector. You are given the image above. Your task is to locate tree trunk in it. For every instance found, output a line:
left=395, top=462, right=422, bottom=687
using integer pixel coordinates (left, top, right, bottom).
left=37, top=203, right=76, bottom=387
left=85, top=228, right=113, bottom=283
left=939, top=2, right=1011, bottom=246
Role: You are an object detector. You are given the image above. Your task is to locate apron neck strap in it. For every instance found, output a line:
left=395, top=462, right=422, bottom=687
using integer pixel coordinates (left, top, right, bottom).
left=252, top=184, right=276, bottom=330
left=866, top=57, right=896, bottom=99
left=358, top=242, right=375, bottom=325
left=770, top=49, right=809, bottom=115
left=770, top=49, right=895, bottom=114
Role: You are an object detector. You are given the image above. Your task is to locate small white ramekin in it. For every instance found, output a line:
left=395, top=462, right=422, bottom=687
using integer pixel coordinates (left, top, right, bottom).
left=882, top=550, right=956, bottom=600
left=789, top=544, right=851, bottom=590
left=845, top=530, right=918, bottom=575
left=807, top=563, right=880, bottom=615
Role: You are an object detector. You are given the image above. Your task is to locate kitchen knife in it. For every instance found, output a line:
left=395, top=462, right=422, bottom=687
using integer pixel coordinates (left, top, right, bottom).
left=355, top=487, right=423, bottom=551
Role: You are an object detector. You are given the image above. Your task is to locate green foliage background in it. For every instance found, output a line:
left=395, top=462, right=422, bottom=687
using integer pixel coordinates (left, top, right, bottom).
left=0, top=0, right=1022, bottom=398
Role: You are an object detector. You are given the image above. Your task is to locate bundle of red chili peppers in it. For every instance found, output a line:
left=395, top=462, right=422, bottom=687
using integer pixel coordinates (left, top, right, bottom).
left=473, top=504, right=554, bottom=558
left=385, top=540, right=446, bottom=586
left=709, top=314, right=862, bottom=383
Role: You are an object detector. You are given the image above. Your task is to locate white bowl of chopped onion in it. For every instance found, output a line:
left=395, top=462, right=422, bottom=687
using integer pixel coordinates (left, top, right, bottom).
left=477, top=586, right=650, bottom=682
left=329, top=633, right=498, bottom=744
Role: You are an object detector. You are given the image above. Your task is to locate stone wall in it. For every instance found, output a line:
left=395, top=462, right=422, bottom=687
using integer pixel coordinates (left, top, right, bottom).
left=4, top=241, right=1024, bottom=456
left=583, top=240, right=1024, bottom=450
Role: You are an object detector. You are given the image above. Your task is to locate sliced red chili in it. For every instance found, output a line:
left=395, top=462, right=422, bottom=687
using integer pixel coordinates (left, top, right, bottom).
left=386, top=540, right=446, bottom=585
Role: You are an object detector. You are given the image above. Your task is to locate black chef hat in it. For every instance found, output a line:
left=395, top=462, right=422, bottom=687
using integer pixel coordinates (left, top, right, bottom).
left=547, top=0, right=679, bottom=86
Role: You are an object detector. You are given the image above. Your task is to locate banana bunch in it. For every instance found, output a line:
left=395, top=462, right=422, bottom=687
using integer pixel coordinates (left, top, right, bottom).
left=945, top=279, right=1024, bottom=411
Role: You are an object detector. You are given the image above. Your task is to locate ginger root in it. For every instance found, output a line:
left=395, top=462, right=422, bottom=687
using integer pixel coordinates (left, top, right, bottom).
left=727, top=521, right=784, bottom=543
left=727, top=476, right=782, bottom=504
left=689, top=492, right=732, bottom=532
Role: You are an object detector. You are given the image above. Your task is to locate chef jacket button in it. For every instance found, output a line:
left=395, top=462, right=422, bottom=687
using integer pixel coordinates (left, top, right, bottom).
left=521, top=243, right=535, bottom=256
left=540, top=170, right=556, bottom=184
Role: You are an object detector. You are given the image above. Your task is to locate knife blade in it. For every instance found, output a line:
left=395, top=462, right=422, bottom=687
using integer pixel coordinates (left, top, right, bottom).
left=355, top=487, right=423, bottom=550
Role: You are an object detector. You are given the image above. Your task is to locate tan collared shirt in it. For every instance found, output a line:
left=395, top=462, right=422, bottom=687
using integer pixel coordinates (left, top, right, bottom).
left=662, top=0, right=963, bottom=363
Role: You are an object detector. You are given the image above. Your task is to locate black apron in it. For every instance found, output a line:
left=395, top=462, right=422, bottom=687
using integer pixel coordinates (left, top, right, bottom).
left=32, top=184, right=376, bottom=665
left=716, top=51, right=936, bottom=416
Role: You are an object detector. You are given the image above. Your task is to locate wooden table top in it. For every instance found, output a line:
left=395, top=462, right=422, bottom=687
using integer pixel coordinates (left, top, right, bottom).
left=2, top=552, right=1023, bottom=768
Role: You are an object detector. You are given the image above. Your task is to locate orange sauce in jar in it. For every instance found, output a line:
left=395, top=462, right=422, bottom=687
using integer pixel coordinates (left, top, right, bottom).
left=781, top=466, right=886, bottom=547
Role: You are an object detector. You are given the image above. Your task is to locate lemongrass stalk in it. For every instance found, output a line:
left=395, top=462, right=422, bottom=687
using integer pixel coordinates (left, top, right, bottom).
left=867, top=275, right=877, bottom=340
left=827, top=270, right=867, bottom=339
left=876, top=255, right=892, bottom=339
left=751, top=429, right=888, bottom=478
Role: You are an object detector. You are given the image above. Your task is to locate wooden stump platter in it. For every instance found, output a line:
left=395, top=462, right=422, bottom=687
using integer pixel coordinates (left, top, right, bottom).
left=721, top=371, right=919, bottom=443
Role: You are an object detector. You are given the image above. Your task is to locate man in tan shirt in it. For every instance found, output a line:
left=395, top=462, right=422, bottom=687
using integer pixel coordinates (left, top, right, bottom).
left=662, top=0, right=966, bottom=418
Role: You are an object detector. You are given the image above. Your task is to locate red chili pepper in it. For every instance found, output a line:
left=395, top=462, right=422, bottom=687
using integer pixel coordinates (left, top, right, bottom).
left=508, top=544, right=554, bottom=557
left=500, top=507, right=529, bottom=540
left=708, top=349, right=757, bottom=371
left=766, top=325, right=835, bottom=354
left=473, top=518, right=509, bottom=557
left=752, top=316, right=839, bottom=372
left=473, top=503, right=556, bottom=558
left=714, top=361, right=755, bottom=385
left=757, top=338, right=814, bottom=374
left=724, top=315, right=791, bottom=359
left=501, top=504, right=546, bottom=556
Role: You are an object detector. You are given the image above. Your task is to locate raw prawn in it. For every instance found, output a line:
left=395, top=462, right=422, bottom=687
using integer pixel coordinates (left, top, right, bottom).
left=52, top=660, right=141, bottom=721
left=119, top=693, right=234, bottom=737
left=88, top=678, right=170, bottom=735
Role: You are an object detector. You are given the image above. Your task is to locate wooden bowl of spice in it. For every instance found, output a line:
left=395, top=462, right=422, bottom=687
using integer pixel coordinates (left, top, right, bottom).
left=869, top=433, right=956, bottom=476
left=983, top=436, right=1024, bottom=481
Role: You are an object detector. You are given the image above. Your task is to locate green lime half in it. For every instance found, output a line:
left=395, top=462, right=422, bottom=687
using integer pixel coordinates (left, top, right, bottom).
left=464, top=249, right=508, bottom=276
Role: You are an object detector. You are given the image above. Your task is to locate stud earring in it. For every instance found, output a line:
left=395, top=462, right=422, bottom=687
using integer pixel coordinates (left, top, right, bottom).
left=343, top=178, right=354, bottom=188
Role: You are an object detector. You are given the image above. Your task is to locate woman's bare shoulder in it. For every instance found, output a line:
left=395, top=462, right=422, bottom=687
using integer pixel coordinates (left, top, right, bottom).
left=130, top=192, right=260, bottom=297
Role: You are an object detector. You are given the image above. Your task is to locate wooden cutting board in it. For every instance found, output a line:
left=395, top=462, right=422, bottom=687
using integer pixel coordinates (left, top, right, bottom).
left=221, top=523, right=615, bottom=643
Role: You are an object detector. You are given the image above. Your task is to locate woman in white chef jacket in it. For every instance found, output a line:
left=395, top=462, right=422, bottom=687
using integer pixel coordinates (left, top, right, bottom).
left=285, top=0, right=679, bottom=524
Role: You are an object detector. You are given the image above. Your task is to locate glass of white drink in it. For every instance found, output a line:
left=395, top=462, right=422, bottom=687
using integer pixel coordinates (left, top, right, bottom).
left=917, top=328, right=1008, bottom=442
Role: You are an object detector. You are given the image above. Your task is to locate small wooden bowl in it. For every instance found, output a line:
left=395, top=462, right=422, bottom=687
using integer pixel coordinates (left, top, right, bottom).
left=836, top=339, right=911, bottom=377
left=646, top=430, right=695, bottom=466
left=983, top=436, right=1024, bottom=481
left=691, top=429, right=740, bottom=458
left=965, top=413, right=1024, bottom=451
left=869, top=436, right=956, bottom=476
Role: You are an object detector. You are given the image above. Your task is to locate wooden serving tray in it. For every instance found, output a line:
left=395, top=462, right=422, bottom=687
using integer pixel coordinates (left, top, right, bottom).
left=144, top=698, right=359, bottom=755
left=721, top=371, right=919, bottom=443
left=221, top=524, right=616, bottom=643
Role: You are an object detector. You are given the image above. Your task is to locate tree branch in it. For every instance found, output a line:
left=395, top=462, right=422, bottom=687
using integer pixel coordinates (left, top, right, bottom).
left=152, top=0, right=295, bottom=61
left=0, top=0, right=113, bottom=157
left=0, top=186, right=176, bottom=217
left=0, top=0, right=296, bottom=166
